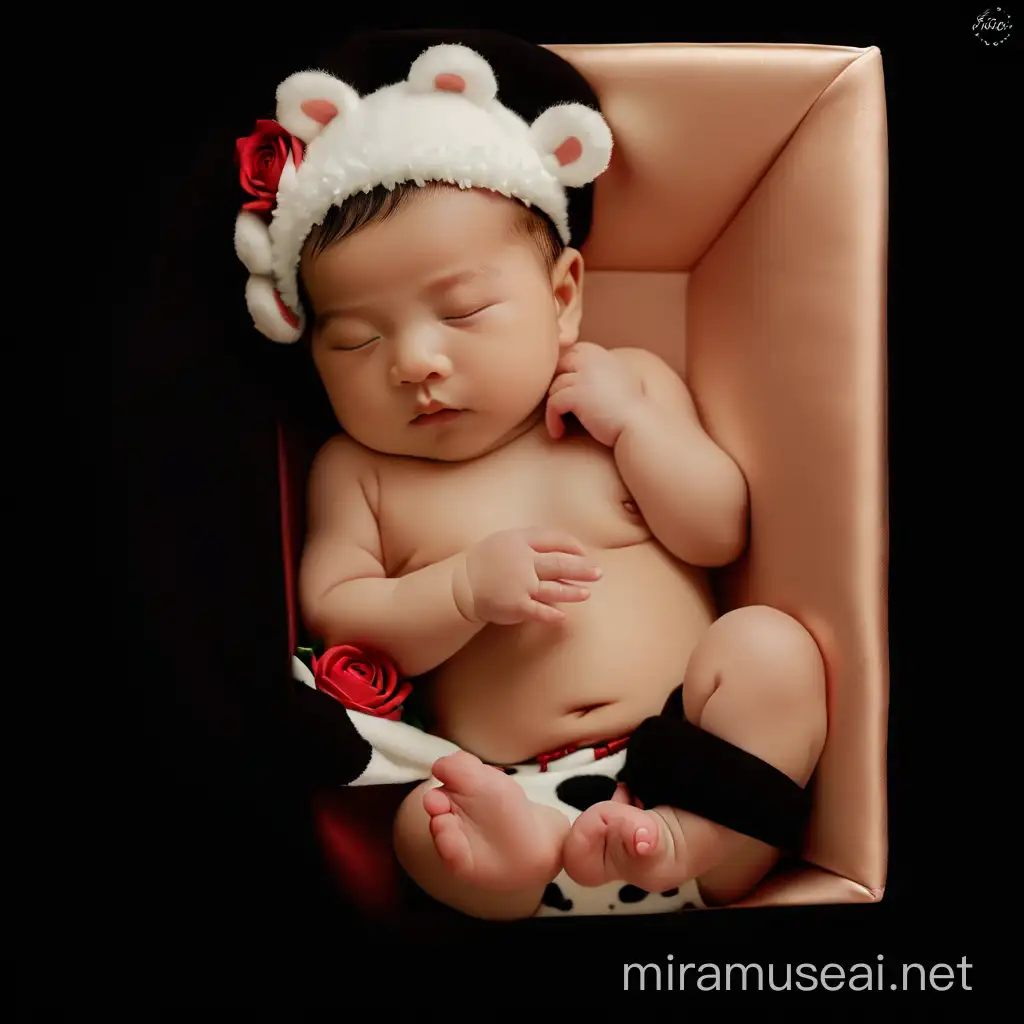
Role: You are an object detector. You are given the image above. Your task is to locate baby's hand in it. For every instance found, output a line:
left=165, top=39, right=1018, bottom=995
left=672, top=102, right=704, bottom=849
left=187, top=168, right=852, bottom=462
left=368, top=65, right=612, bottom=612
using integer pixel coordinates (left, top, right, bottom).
left=457, top=528, right=602, bottom=625
left=545, top=342, right=644, bottom=446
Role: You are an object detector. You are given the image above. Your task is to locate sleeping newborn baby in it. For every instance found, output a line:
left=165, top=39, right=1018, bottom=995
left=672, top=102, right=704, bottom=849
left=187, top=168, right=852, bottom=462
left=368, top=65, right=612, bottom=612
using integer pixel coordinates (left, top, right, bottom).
left=234, top=44, right=827, bottom=920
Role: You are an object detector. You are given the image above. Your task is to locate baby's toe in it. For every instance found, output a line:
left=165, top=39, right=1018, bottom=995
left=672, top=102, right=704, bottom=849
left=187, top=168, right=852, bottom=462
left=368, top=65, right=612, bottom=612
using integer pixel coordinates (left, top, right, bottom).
left=423, top=786, right=452, bottom=817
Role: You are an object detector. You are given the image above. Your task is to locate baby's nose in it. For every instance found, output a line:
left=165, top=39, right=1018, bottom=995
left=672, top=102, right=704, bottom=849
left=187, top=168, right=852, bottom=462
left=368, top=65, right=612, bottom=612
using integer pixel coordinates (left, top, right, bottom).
left=392, top=337, right=453, bottom=384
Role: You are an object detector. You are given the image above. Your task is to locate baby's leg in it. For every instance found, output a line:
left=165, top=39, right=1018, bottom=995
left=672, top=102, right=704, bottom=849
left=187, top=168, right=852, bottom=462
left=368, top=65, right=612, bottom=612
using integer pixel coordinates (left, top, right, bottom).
left=563, top=606, right=827, bottom=903
left=394, top=750, right=570, bottom=920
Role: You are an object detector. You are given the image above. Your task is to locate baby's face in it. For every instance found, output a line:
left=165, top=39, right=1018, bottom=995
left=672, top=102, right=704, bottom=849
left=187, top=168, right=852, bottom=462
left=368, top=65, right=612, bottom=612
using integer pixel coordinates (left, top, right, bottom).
left=300, top=186, right=583, bottom=461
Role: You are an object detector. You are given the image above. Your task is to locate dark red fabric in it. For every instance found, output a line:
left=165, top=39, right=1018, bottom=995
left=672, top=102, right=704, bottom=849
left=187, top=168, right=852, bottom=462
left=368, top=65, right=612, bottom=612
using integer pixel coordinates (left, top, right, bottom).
left=312, top=786, right=413, bottom=918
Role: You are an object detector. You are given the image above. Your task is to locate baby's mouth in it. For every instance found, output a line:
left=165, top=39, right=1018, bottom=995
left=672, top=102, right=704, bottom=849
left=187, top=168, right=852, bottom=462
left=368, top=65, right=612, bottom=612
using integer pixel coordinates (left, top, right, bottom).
left=411, top=404, right=464, bottom=425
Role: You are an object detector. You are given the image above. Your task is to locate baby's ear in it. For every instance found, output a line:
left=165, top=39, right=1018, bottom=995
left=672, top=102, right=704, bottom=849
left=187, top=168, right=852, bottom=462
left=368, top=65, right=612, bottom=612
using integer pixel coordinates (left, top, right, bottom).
left=530, top=103, right=614, bottom=188
left=275, top=70, right=361, bottom=144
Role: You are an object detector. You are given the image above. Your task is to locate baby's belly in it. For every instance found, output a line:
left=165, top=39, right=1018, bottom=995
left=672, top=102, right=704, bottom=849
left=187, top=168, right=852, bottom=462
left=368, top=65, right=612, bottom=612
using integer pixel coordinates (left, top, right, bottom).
left=428, top=541, right=716, bottom=765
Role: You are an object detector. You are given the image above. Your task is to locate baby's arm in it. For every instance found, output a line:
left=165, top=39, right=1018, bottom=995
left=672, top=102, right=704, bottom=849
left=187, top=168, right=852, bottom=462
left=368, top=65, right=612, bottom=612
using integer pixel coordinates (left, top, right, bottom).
left=612, top=347, right=748, bottom=567
left=298, top=437, right=485, bottom=678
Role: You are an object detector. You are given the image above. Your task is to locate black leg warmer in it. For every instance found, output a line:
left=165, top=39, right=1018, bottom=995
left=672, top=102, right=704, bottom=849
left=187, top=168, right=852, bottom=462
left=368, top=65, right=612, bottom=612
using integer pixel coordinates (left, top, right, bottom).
left=617, top=686, right=812, bottom=852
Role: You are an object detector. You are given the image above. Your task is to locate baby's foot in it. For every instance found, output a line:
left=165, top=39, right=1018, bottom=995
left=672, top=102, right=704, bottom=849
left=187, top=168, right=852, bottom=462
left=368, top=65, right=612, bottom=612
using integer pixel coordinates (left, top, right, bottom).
left=424, top=751, right=566, bottom=890
left=562, top=800, right=690, bottom=893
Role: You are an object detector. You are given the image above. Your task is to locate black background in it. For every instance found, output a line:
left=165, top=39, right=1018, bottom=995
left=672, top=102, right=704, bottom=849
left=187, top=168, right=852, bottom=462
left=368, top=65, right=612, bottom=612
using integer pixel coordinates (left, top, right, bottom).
left=37, top=2, right=1016, bottom=1010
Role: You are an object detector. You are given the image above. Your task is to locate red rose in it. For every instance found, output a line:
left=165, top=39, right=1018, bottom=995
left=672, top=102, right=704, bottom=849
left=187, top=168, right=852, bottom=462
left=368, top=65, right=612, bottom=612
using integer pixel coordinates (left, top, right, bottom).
left=313, top=645, right=412, bottom=721
left=235, top=119, right=304, bottom=215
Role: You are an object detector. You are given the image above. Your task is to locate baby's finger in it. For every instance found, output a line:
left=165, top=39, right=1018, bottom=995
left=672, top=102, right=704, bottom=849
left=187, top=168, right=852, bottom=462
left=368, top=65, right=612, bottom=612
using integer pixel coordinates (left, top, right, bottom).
left=532, top=581, right=592, bottom=605
left=524, top=528, right=586, bottom=555
left=547, top=372, right=577, bottom=396
left=522, top=599, right=567, bottom=624
left=556, top=346, right=582, bottom=373
left=534, top=552, right=602, bottom=582
left=545, top=388, right=574, bottom=439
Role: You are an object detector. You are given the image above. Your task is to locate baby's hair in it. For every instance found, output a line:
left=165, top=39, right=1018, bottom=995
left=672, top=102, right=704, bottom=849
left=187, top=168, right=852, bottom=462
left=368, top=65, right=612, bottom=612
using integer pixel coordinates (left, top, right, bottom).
left=296, top=182, right=563, bottom=341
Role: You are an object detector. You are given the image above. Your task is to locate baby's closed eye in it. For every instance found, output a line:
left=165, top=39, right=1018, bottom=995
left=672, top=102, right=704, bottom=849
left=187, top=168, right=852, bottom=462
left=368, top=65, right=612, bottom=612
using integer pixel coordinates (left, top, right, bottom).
left=443, top=303, right=494, bottom=322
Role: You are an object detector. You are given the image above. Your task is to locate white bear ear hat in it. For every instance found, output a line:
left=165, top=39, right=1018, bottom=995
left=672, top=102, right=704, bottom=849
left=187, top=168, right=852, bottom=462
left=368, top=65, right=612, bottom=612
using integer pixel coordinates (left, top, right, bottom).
left=232, top=43, right=614, bottom=343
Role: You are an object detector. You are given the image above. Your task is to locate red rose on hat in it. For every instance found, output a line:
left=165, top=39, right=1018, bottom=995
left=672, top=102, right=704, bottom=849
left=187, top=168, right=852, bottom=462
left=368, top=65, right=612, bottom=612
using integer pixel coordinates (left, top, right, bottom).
left=235, top=119, right=304, bottom=215
left=313, top=645, right=412, bottom=721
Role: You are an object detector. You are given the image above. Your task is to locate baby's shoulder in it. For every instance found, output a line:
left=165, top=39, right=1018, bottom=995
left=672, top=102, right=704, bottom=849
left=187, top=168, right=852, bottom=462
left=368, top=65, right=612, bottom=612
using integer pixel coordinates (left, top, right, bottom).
left=307, top=433, right=388, bottom=501
left=311, top=432, right=372, bottom=474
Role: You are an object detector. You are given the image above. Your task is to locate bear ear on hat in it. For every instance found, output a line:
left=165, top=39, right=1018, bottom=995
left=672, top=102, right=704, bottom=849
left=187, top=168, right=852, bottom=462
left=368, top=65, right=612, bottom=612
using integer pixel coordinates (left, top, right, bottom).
left=245, top=274, right=305, bottom=344
left=234, top=212, right=304, bottom=344
left=276, top=70, right=362, bottom=144
left=530, top=102, right=613, bottom=188
left=405, top=43, right=498, bottom=107
left=234, top=210, right=272, bottom=276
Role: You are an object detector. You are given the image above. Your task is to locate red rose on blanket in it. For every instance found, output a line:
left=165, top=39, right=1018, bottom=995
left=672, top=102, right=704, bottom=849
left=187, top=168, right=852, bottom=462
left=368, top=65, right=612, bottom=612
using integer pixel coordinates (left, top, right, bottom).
left=235, top=119, right=303, bottom=215
left=313, top=645, right=412, bottom=721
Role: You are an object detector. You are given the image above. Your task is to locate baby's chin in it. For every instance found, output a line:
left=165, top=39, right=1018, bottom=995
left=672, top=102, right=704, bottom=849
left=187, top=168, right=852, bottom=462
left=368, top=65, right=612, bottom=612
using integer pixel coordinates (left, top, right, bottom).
left=348, top=412, right=538, bottom=462
left=398, top=432, right=512, bottom=463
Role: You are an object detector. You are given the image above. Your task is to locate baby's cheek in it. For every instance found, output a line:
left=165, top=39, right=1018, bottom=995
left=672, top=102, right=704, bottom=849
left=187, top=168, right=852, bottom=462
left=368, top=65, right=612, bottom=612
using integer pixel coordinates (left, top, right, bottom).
left=328, top=381, right=381, bottom=428
left=500, top=361, right=556, bottom=410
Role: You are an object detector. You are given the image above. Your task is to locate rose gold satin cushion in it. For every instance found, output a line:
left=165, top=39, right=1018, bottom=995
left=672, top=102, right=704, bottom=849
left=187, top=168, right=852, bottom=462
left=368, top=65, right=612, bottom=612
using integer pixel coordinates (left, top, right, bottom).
left=547, top=42, right=889, bottom=905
